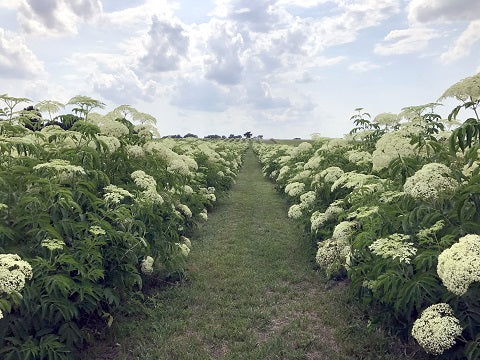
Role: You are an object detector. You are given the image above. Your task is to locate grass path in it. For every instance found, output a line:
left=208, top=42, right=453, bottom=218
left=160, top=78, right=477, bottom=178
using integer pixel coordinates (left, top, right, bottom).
left=84, top=149, right=423, bottom=359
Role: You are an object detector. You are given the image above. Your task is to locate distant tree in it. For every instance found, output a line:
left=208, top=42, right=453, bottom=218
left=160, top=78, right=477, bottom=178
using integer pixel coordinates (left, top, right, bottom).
left=20, top=105, right=43, bottom=131
left=244, top=131, right=252, bottom=138
left=205, top=134, right=221, bottom=139
left=228, top=134, right=235, bottom=138
left=184, top=133, right=198, bottom=138
left=258, top=135, right=263, bottom=139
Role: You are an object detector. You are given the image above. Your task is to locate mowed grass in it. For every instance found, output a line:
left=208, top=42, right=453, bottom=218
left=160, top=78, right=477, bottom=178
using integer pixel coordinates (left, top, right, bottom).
left=82, top=149, right=426, bottom=360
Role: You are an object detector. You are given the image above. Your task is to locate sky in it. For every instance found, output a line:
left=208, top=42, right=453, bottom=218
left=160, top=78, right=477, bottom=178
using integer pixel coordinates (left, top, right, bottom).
left=0, top=0, right=479, bottom=139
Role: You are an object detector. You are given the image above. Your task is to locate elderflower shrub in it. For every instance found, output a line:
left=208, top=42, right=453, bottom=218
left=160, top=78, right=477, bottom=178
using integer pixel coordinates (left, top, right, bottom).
left=288, top=204, right=303, bottom=219
left=346, top=150, right=372, bottom=166
left=369, top=234, right=417, bottom=264
left=104, top=185, right=133, bottom=205
left=439, top=71, right=480, bottom=102
left=310, top=201, right=344, bottom=233
left=299, top=191, right=316, bottom=209
left=177, top=204, right=192, bottom=218
left=198, top=209, right=208, bottom=221
left=315, top=238, right=350, bottom=277
left=371, top=130, right=418, bottom=171
left=437, top=234, right=480, bottom=295
left=303, top=155, right=323, bottom=170
left=33, top=159, right=85, bottom=176
left=411, top=303, right=462, bottom=355
left=319, top=167, right=344, bottom=184
left=176, top=243, right=190, bottom=257
left=131, top=170, right=164, bottom=205
left=0, top=254, right=33, bottom=294
left=41, top=238, right=65, bottom=251
left=348, top=206, right=378, bottom=220
left=373, top=112, right=399, bottom=127
left=332, top=221, right=357, bottom=242
left=140, top=256, right=154, bottom=275
left=331, top=172, right=376, bottom=192
left=284, top=182, right=305, bottom=197
left=404, top=163, right=459, bottom=202
left=126, top=145, right=144, bottom=158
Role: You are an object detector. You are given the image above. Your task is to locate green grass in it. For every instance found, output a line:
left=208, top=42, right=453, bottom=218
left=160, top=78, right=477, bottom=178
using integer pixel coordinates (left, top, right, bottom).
left=81, top=149, right=427, bottom=359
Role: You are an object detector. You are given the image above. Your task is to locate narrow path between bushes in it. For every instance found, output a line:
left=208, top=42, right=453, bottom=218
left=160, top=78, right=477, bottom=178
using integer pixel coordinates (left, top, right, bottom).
left=83, top=148, right=421, bottom=360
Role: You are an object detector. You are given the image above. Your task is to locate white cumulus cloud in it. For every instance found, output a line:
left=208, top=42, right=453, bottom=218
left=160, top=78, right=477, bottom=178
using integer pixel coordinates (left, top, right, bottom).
left=17, top=0, right=103, bottom=36
left=0, top=27, right=44, bottom=79
left=374, top=27, right=439, bottom=55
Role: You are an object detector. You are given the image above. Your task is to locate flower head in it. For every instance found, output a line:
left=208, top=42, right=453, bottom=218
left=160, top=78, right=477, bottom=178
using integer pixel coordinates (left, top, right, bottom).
left=369, top=233, right=417, bottom=264
left=404, top=163, right=459, bottom=202
left=141, top=256, right=154, bottom=275
left=41, top=238, right=65, bottom=251
left=412, top=303, right=462, bottom=355
left=0, top=254, right=33, bottom=294
left=437, top=234, right=480, bottom=295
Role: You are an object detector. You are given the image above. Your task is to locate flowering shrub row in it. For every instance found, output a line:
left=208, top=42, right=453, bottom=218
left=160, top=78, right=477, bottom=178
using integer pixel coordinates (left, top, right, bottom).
left=0, top=97, right=247, bottom=359
left=253, top=72, right=480, bottom=359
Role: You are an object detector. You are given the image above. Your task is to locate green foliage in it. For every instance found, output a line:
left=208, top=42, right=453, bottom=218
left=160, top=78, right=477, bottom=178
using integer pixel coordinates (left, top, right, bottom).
left=0, top=96, right=247, bottom=358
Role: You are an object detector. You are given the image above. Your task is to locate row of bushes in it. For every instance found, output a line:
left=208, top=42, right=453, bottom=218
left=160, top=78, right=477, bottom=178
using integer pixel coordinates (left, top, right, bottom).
left=0, top=97, right=248, bottom=359
left=253, top=72, right=480, bottom=359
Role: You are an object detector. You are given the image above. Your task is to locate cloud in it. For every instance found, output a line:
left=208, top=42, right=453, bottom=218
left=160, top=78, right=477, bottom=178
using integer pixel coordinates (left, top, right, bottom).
left=203, top=21, right=244, bottom=85
left=348, top=61, right=381, bottom=72
left=374, top=27, right=439, bottom=55
left=66, top=52, right=157, bottom=104
left=17, top=0, right=102, bottom=36
left=441, top=20, right=480, bottom=63
left=0, top=27, right=44, bottom=79
left=139, top=16, right=189, bottom=72
left=246, top=81, right=291, bottom=109
left=170, top=78, right=237, bottom=112
left=408, top=0, right=480, bottom=23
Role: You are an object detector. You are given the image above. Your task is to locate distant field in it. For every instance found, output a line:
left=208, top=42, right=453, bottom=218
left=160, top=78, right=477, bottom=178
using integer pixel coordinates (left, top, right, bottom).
left=261, top=138, right=312, bottom=145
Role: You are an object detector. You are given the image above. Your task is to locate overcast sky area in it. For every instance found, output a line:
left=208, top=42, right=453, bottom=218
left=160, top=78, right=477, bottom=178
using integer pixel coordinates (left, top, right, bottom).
left=1, top=0, right=479, bottom=138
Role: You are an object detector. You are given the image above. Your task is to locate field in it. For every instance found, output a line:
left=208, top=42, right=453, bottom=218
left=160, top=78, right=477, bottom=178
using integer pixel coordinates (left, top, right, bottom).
left=1, top=72, right=480, bottom=359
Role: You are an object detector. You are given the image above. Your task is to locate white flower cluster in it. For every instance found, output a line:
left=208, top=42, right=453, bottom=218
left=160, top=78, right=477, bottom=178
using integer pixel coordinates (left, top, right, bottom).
left=404, top=163, right=459, bottom=202
left=299, top=191, right=316, bottom=209
left=288, top=204, right=303, bottom=219
left=310, top=201, right=343, bottom=233
left=303, top=155, right=323, bottom=170
left=319, top=167, right=344, bottom=184
left=141, top=256, right=154, bottom=275
left=183, top=185, right=194, bottom=195
left=348, top=206, right=378, bottom=220
left=199, top=209, right=208, bottom=221
left=346, top=150, right=372, bottom=166
left=437, top=234, right=480, bottom=295
left=332, top=221, right=357, bottom=242
left=126, top=145, right=144, bottom=158
left=131, top=170, right=164, bottom=205
left=372, top=130, right=417, bottom=171
left=284, top=182, right=305, bottom=197
left=33, top=159, right=86, bottom=176
left=411, top=303, right=462, bottom=355
left=0, top=254, right=33, bottom=294
left=440, top=72, right=480, bottom=102
left=369, top=233, right=417, bottom=264
left=96, top=135, right=121, bottom=152
left=41, top=238, right=65, bottom=251
left=176, top=243, right=191, bottom=257
left=180, top=236, right=191, bottom=249
left=316, top=238, right=350, bottom=276
left=417, top=220, right=445, bottom=241
left=331, top=172, right=376, bottom=192
left=177, top=204, right=192, bottom=218
left=89, top=226, right=106, bottom=236
left=373, top=112, right=399, bottom=127
left=104, top=184, right=133, bottom=205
